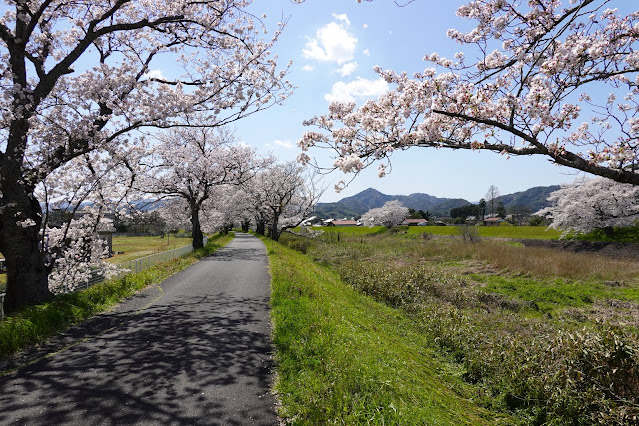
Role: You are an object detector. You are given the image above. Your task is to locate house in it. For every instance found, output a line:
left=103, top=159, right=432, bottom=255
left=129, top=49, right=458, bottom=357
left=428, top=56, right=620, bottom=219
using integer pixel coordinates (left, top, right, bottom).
left=401, top=218, right=429, bottom=226
left=483, top=217, right=505, bottom=226
left=97, top=217, right=117, bottom=257
left=324, top=219, right=360, bottom=227
left=300, top=216, right=323, bottom=227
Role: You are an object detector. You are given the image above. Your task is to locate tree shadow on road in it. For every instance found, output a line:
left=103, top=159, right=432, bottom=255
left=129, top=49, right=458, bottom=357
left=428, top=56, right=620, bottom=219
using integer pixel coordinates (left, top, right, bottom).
left=0, top=293, right=277, bottom=425
left=207, top=247, right=266, bottom=263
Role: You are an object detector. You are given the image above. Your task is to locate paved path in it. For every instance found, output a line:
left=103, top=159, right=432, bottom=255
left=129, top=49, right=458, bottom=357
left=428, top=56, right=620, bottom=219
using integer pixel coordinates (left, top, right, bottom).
left=0, top=233, right=277, bottom=425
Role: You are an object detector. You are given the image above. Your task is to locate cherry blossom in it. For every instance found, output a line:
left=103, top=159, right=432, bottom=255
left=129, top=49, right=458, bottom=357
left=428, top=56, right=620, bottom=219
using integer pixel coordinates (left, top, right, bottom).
left=537, top=177, right=639, bottom=237
left=139, top=127, right=260, bottom=249
left=242, top=162, right=321, bottom=241
left=360, top=200, right=409, bottom=227
left=0, top=1, right=292, bottom=312
left=300, top=1, right=639, bottom=187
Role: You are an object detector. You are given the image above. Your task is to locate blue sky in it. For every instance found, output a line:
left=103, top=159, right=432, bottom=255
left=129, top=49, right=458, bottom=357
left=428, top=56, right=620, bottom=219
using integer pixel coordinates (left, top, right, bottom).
left=238, top=0, right=588, bottom=203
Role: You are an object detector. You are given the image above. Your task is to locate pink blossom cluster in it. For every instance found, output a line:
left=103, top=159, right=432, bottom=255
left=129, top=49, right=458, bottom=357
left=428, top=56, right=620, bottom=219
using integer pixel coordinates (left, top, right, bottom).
left=538, top=177, right=639, bottom=236
left=299, top=0, right=639, bottom=186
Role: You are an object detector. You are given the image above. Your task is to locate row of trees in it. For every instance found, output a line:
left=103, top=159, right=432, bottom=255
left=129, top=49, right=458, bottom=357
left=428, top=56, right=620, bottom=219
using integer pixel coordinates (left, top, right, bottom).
left=13, top=123, right=319, bottom=310
left=0, top=1, right=300, bottom=314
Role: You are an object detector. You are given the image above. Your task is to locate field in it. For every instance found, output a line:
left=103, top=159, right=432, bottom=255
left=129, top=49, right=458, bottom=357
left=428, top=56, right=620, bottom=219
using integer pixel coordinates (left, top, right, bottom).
left=0, top=236, right=194, bottom=293
left=274, top=230, right=639, bottom=424
left=108, top=235, right=193, bottom=264
left=312, top=225, right=563, bottom=239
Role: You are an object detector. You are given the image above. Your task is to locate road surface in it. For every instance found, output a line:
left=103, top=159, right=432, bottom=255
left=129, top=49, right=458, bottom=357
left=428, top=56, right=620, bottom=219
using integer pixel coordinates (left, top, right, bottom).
left=0, top=233, right=277, bottom=425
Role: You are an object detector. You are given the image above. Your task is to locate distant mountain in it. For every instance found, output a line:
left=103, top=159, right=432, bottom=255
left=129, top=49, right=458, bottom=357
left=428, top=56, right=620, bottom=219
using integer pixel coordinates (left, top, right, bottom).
left=314, top=185, right=560, bottom=219
left=314, top=188, right=469, bottom=218
left=496, top=185, right=561, bottom=213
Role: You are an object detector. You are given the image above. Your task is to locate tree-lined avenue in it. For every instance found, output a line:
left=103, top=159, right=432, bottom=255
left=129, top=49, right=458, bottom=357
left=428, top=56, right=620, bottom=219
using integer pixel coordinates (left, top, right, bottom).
left=0, top=233, right=277, bottom=425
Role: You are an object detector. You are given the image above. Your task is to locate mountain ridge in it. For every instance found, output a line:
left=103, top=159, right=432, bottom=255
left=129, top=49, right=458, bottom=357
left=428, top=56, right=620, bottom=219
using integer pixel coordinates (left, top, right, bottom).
left=314, top=185, right=560, bottom=218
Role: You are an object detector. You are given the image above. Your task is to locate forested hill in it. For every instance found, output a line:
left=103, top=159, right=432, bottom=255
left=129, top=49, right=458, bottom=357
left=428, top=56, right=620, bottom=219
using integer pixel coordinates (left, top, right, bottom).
left=495, top=185, right=561, bottom=214
left=314, top=188, right=468, bottom=218
left=314, top=186, right=561, bottom=219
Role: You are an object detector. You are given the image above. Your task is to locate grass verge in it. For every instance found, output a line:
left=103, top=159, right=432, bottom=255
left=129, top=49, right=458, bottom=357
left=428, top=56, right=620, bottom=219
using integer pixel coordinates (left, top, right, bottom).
left=0, top=233, right=233, bottom=359
left=264, top=237, right=513, bottom=424
left=277, top=232, right=639, bottom=424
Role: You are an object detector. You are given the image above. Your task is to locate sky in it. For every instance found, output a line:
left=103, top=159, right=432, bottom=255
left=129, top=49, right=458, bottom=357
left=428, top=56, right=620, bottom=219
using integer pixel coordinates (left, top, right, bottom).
left=234, top=0, right=601, bottom=203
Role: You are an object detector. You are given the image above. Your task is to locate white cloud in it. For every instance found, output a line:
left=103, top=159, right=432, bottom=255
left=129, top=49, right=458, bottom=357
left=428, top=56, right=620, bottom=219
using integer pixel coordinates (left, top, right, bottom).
left=143, top=69, right=165, bottom=80
left=302, top=18, right=357, bottom=65
left=302, top=64, right=315, bottom=72
left=324, top=77, right=389, bottom=103
left=273, top=139, right=295, bottom=149
left=362, top=48, right=370, bottom=56
left=338, top=61, right=358, bottom=77
left=332, top=13, right=351, bottom=26
left=362, top=23, right=368, bottom=29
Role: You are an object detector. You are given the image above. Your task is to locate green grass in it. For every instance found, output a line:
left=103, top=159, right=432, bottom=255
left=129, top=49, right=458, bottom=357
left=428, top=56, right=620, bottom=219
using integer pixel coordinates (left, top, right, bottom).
left=472, top=274, right=639, bottom=314
left=109, top=235, right=192, bottom=264
left=575, top=224, right=639, bottom=243
left=312, top=225, right=387, bottom=235
left=265, top=237, right=513, bottom=424
left=409, top=225, right=561, bottom=239
left=307, top=225, right=562, bottom=239
left=0, top=233, right=234, bottom=361
left=276, top=232, right=639, bottom=423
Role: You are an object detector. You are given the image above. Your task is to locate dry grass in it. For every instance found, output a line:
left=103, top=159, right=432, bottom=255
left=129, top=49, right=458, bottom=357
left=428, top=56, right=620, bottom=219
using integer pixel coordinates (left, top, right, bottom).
left=473, top=241, right=639, bottom=283
left=316, top=232, right=639, bottom=284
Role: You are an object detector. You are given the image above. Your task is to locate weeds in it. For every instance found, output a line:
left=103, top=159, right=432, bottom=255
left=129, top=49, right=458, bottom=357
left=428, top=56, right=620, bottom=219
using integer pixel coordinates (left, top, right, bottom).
left=265, top=237, right=511, bottom=424
left=278, top=232, right=639, bottom=424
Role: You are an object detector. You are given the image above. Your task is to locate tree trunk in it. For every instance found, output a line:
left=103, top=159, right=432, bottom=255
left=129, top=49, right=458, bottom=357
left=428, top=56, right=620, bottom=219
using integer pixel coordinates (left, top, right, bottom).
left=190, top=204, right=204, bottom=249
left=241, top=220, right=250, bottom=232
left=0, top=34, right=53, bottom=313
left=255, top=218, right=265, bottom=236
left=0, top=182, right=52, bottom=314
left=268, top=214, right=280, bottom=242
left=603, top=226, right=615, bottom=239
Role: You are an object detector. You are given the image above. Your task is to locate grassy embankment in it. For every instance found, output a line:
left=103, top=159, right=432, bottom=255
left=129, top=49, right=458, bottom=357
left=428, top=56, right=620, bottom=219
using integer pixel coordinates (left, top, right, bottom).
left=265, top=236, right=514, bottom=424
left=0, top=233, right=233, bottom=360
left=275, top=230, right=639, bottom=424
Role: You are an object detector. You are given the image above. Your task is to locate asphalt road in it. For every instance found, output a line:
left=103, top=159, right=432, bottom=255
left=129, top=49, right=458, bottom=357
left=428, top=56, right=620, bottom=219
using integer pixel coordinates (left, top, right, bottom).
left=0, top=233, right=278, bottom=425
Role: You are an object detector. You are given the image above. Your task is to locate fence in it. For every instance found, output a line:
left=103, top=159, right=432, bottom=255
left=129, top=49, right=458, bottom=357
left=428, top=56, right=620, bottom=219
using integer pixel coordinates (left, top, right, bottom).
left=0, top=236, right=207, bottom=318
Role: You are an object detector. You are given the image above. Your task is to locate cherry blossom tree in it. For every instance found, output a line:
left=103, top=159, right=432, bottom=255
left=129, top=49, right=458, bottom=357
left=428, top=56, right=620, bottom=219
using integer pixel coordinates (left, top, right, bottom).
left=537, top=177, right=639, bottom=237
left=36, top=149, right=139, bottom=294
left=140, top=127, right=259, bottom=249
left=299, top=0, right=639, bottom=192
left=0, top=1, right=292, bottom=312
left=155, top=198, right=192, bottom=234
left=243, top=162, right=320, bottom=241
left=360, top=200, right=408, bottom=227
left=200, top=184, right=254, bottom=234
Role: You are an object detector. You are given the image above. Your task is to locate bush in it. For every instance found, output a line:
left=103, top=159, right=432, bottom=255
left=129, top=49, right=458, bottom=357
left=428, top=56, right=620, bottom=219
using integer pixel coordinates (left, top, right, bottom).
left=456, top=225, right=480, bottom=243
